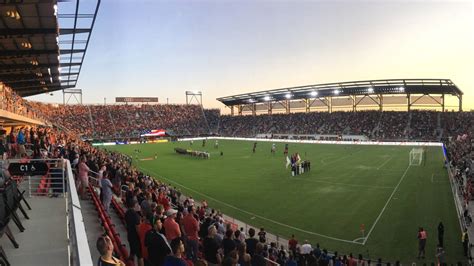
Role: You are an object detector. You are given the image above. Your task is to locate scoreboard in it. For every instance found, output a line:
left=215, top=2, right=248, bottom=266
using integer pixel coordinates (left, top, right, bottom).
left=115, top=97, right=158, bottom=103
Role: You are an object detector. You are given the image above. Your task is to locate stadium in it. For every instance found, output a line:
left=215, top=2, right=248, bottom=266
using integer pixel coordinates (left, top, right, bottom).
left=0, top=1, right=473, bottom=266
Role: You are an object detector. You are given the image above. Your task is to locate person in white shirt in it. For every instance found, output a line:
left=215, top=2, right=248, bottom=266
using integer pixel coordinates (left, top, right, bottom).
left=300, top=240, right=312, bottom=255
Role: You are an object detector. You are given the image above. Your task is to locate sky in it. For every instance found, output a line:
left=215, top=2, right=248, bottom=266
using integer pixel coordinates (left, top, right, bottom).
left=29, top=0, right=474, bottom=112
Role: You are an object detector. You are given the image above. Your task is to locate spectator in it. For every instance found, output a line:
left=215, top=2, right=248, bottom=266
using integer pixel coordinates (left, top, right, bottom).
left=163, top=238, right=187, bottom=266
left=101, top=171, right=114, bottom=212
left=164, top=209, right=181, bottom=241
left=96, top=235, right=126, bottom=266
left=245, top=228, right=259, bottom=257
left=125, top=199, right=143, bottom=266
left=145, top=216, right=171, bottom=266
left=203, top=225, right=222, bottom=266
left=182, top=206, right=200, bottom=261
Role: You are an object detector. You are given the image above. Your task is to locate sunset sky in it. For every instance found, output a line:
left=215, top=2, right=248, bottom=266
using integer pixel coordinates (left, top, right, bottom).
left=29, top=0, right=474, bottom=111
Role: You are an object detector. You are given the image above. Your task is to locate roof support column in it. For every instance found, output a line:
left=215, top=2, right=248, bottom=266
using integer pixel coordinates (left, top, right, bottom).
left=459, top=95, right=463, bottom=112
left=407, top=93, right=411, bottom=112
left=286, top=100, right=290, bottom=114
left=328, top=97, right=332, bottom=113
left=379, top=94, right=383, bottom=112
left=305, top=99, right=310, bottom=113
left=230, top=106, right=234, bottom=116
left=352, top=96, right=356, bottom=112
left=238, top=105, right=243, bottom=116
left=441, top=94, right=445, bottom=112
left=252, top=103, right=256, bottom=116
left=268, top=102, right=272, bottom=115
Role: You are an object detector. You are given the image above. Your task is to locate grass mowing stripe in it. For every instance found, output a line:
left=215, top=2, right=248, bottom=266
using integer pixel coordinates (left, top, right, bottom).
left=287, top=176, right=395, bottom=189
left=362, top=164, right=411, bottom=245
left=136, top=165, right=364, bottom=245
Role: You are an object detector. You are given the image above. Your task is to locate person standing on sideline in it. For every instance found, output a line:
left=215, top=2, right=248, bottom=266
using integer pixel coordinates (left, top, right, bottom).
left=438, top=222, right=444, bottom=247
left=417, top=227, right=427, bottom=259
left=462, top=228, right=469, bottom=257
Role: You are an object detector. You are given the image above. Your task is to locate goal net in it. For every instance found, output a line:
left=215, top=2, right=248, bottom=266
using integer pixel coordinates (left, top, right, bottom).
left=409, top=148, right=424, bottom=166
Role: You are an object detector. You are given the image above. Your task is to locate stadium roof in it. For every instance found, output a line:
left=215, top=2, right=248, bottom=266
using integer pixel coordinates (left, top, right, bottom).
left=0, top=0, right=100, bottom=97
left=217, top=79, right=463, bottom=106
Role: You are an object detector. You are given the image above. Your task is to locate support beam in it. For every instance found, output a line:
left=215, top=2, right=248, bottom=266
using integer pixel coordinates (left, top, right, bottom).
left=286, top=100, right=290, bottom=114
left=0, top=28, right=57, bottom=36
left=305, top=99, right=310, bottom=113
left=230, top=106, right=234, bottom=116
left=60, top=28, right=92, bottom=35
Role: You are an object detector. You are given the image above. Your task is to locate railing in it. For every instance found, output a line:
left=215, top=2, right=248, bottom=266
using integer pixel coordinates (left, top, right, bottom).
left=5, top=158, right=93, bottom=266
left=66, top=160, right=94, bottom=266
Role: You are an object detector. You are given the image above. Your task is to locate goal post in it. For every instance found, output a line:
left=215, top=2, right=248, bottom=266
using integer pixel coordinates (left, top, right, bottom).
left=409, top=148, right=424, bottom=166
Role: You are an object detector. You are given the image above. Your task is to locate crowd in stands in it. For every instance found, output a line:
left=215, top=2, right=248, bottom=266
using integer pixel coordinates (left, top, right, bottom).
left=25, top=101, right=471, bottom=142
left=28, top=102, right=221, bottom=140
left=0, top=84, right=49, bottom=122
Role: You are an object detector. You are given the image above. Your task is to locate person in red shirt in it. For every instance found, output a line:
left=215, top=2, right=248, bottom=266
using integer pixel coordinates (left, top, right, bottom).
left=158, top=191, right=171, bottom=211
left=138, top=215, right=153, bottom=262
left=182, top=206, right=200, bottom=261
left=164, top=209, right=181, bottom=241
left=417, top=227, right=427, bottom=259
left=288, top=234, right=298, bottom=256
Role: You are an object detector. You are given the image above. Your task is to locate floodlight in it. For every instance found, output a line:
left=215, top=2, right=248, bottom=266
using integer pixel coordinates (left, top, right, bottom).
left=334, top=89, right=340, bottom=95
left=368, top=87, right=374, bottom=93
left=285, top=93, right=292, bottom=99
left=399, top=86, right=405, bottom=92
left=310, top=91, right=318, bottom=97
left=263, top=95, right=271, bottom=101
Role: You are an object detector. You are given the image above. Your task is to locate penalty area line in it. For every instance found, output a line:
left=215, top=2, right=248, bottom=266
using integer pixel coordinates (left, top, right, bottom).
left=137, top=166, right=364, bottom=245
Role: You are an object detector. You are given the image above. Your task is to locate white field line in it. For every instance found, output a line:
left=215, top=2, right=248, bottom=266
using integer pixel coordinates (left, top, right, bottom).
left=376, top=156, right=393, bottom=170
left=137, top=165, right=364, bottom=245
left=362, top=165, right=411, bottom=245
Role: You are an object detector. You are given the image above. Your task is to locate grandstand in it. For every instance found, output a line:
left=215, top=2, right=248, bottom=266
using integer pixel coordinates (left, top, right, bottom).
left=0, top=1, right=473, bottom=266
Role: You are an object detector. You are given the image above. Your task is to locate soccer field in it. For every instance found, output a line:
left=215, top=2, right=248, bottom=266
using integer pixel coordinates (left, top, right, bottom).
left=106, top=139, right=464, bottom=263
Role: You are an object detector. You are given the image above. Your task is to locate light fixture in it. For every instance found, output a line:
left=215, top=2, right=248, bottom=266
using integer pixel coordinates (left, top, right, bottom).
left=368, top=87, right=374, bottom=93
left=399, top=86, right=405, bottom=92
left=248, top=99, right=255, bottom=103
left=6, top=10, right=20, bottom=20
left=21, top=42, right=32, bottom=49
left=285, top=93, right=292, bottom=99
left=310, top=91, right=318, bottom=97
left=263, top=95, right=271, bottom=101
left=334, top=89, right=340, bottom=95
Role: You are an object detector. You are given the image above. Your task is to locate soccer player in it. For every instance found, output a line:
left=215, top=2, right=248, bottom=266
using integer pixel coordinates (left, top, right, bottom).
left=252, top=142, right=257, bottom=153
left=202, top=139, right=206, bottom=147
left=190, top=140, right=193, bottom=146
left=284, top=144, right=289, bottom=156
left=271, top=143, right=276, bottom=154
left=214, top=140, right=219, bottom=149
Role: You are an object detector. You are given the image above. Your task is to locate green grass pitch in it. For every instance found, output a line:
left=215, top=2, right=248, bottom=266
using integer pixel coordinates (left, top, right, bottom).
left=105, top=139, right=464, bottom=263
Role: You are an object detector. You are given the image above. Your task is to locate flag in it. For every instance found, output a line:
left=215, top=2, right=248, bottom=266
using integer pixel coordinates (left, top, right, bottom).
left=140, top=129, right=166, bottom=137
left=286, top=156, right=291, bottom=169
